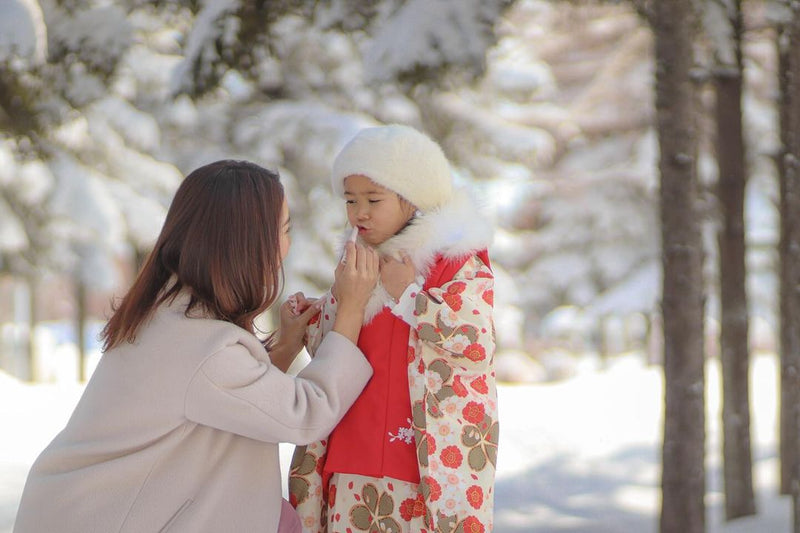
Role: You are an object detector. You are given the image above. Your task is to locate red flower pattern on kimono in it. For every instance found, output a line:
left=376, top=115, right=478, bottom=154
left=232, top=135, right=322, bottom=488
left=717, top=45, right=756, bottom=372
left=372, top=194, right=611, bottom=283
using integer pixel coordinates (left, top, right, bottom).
left=470, top=376, right=488, bottom=394
left=452, top=375, right=469, bottom=397
left=466, top=486, right=484, bottom=509
left=440, top=446, right=463, bottom=468
left=464, top=343, right=487, bottom=362
left=482, top=289, right=494, bottom=306
left=462, top=402, right=485, bottom=425
left=461, top=515, right=485, bottom=533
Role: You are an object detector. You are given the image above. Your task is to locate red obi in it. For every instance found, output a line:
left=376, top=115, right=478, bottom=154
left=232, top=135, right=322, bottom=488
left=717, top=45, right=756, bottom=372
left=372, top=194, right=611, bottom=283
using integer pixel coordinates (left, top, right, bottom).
left=324, top=251, right=490, bottom=484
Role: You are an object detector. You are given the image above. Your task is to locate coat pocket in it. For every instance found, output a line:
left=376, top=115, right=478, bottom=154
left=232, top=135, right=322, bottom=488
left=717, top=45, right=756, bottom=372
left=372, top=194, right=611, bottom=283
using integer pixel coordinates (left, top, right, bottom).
left=158, top=499, right=195, bottom=532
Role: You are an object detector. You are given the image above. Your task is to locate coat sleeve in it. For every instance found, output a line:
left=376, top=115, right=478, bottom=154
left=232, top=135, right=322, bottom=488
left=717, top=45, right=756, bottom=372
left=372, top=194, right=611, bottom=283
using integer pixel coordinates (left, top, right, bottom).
left=391, top=255, right=495, bottom=371
left=185, top=331, right=372, bottom=445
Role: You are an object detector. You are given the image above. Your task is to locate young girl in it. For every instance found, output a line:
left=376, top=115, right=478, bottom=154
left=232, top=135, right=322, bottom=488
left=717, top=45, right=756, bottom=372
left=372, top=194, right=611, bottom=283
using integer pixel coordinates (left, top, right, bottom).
left=289, top=125, right=497, bottom=533
left=14, top=160, right=379, bottom=533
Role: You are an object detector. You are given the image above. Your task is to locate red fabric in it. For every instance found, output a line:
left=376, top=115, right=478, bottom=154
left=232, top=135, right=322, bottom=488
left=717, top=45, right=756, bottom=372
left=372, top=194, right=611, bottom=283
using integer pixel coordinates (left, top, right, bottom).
left=324, top=308, right=416, bottom=482
left=424, top=250, right=491, bottom=290
left=324, top=251, right=490, bottom=484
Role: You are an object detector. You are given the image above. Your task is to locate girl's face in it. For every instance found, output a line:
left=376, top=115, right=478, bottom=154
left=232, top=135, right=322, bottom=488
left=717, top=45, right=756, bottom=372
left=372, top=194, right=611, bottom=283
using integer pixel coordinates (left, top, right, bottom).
left=279, top=197, right=291, bottom=261
left=344, top=175, right=416, bottom=246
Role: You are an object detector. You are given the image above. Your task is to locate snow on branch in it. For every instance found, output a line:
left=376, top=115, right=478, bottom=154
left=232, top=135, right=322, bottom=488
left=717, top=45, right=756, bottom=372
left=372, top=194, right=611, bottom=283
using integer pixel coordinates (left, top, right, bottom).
left=0, top=0, right=47, bottom=65
left=170, top=0, right=241, bottom=96
left=46, top=3, right=132, bottom=76
left=703, top=0, right=737, bottom=70
left=765, top=0, right=792, bottom=26
left=364, top=0, right=508, bottom=83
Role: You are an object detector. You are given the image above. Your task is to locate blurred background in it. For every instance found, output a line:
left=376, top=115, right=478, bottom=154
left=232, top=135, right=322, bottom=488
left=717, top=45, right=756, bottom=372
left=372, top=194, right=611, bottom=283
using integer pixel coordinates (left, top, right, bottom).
left=0, top=0, right=779, bottom=384
left=0, top=1, right=794, bottom=531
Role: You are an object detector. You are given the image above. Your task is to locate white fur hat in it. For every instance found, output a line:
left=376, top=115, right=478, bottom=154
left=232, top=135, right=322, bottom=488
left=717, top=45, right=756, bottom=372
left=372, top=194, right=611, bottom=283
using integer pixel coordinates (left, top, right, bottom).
left=331, top=124, right=453, bottom=212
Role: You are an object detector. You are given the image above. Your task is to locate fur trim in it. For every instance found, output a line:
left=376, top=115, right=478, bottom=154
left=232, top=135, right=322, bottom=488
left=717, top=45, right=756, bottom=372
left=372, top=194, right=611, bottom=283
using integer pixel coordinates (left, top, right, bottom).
left=337, top=188, right=493, bottom=322
left=331, top=124, right=453, bottom=212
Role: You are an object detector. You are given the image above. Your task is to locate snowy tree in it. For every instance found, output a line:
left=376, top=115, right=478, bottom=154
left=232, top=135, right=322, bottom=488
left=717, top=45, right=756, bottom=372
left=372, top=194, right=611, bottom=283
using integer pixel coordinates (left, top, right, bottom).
left=446, top=2, right=661, bottom=368
left=3, top=0, right=664, bottom=378
left=168, top=0, right=511, bottom=97
left=0, top=0, right=184, bottom=379
left=0, top=0, right=784, bottom=391
left=153, top=0, right=518, bottom=332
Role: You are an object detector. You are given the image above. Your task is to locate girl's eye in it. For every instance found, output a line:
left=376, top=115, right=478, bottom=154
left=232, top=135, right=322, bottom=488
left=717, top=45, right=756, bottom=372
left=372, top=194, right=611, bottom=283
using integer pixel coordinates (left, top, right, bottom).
left=369, top=199, right=381, bottom=204
left=345, top=200, right=355, bottom=205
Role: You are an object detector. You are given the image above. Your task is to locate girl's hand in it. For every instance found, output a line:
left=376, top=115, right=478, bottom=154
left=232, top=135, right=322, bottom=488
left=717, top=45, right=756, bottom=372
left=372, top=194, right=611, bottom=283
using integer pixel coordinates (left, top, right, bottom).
left=279, top=292, right=323, bottom=344
left=380, top=253, right=416, bottom=301
left=270, top=293, right=323, bottom=371
left=286, top=292, right=319, bottom=316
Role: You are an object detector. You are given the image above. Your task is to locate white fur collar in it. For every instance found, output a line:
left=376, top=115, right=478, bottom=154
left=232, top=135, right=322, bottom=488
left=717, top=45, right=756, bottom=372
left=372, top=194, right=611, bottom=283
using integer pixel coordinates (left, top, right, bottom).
left=340, top=188, right=493, bottom=322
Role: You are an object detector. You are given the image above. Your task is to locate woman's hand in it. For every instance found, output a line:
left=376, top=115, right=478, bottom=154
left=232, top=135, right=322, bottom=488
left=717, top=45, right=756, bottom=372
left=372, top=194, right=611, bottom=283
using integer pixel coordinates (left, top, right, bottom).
left=331, top=242, right=379, bottom=343
left=380, top=253, right=416, bottom=301
left=270, top=292, right=323, bottom=372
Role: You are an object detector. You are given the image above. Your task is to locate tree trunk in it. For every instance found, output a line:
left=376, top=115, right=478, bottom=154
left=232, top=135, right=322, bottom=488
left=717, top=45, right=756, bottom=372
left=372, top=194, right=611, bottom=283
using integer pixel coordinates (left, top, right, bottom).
left=780, top=3, right=800, bottom=527
left=76, top=279, right=88, bottom=382
left=652, top=1, right=707, bottom=532
left=713, top=0, right=755, bottom=520
left=776, top=9, right=800, bottom=504
left=25, top=275, right=40, bottom=382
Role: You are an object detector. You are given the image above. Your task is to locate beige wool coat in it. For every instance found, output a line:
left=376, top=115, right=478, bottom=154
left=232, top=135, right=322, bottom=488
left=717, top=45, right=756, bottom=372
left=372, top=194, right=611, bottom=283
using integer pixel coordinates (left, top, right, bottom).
left=13, top=291, right=372, bottom=533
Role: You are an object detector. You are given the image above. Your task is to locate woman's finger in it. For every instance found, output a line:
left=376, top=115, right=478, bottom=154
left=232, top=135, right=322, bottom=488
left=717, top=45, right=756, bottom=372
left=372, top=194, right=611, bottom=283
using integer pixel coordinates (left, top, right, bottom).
left=354, top=243, right=369, bottom=271
left=298, top=299, right=324, bottom=321
left=341, top=241, right=356, bottom=266
left=369, top=248, right=380, bottom=273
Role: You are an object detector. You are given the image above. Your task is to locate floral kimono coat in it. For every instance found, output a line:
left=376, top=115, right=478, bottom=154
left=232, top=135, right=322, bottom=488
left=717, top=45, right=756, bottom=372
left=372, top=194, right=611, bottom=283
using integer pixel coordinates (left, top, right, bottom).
left=289, top=190, right=499, bottom=533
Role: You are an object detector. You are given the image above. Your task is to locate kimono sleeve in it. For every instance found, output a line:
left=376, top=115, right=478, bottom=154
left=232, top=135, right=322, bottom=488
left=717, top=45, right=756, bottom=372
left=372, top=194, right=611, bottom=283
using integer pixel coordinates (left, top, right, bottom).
left=391, top=255, right=495, bottom=370
left=304, top=291, right=338, bottom=357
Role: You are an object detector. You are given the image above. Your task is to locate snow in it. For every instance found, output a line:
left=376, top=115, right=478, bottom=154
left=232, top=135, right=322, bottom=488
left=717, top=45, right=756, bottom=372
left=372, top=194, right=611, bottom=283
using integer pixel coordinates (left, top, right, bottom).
left=0, top=0, right=47, bottom=65
left=0, top=198, right=28, bottom=254
left=58, top=5, right=132, bottom=66
left=585, top=262, right=660, bottom=318
left=704, top=0, right=737, bottom=68
left=170, top=0, right=240, bottom=95
left=364, top=0, right=505, bottom=82
left=765, top=0, right=793, bottom=26
left=0, top=351, right=792, bottom=532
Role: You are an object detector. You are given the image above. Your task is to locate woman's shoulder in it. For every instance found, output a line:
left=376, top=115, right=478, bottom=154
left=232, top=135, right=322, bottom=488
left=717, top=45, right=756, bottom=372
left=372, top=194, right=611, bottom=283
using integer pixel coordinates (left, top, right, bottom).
left=143, top=297, right=264, bottom=359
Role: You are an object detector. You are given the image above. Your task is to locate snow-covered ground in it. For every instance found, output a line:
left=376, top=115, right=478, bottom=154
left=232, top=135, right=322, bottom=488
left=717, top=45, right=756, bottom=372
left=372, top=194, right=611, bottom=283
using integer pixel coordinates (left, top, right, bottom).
left=0, top=352, right=791, bottom=532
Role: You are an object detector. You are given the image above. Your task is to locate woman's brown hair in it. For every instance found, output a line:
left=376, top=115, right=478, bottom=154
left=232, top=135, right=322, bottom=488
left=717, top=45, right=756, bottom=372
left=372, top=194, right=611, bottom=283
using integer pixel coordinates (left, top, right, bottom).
left=101, top=160, right=285, bottom=351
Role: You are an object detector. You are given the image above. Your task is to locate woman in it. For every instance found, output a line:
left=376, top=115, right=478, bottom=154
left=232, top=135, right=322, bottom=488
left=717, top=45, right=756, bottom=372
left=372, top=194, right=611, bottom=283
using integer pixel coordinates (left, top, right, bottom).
left=13, top=159, right=379, bottom=533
